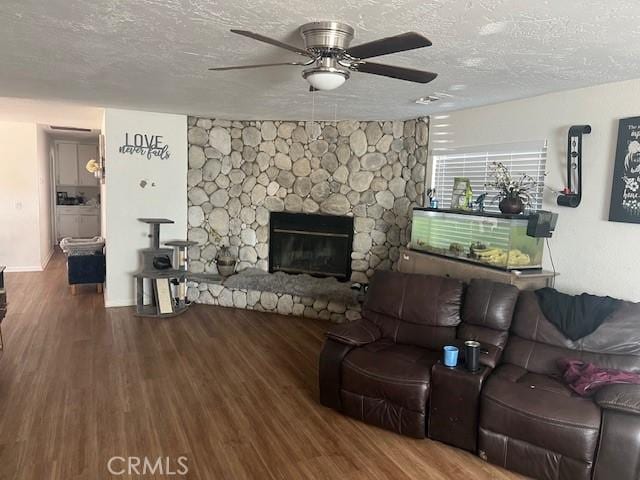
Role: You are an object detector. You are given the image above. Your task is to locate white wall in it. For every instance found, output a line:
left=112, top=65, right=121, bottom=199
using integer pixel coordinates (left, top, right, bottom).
left=0, top=99, right=103, bottom=272
left=0, top=97, right=103, bottom=128
left=103, top=108, right=187, bottom=307
left=0, top=121, right=43, bottom=270
left=431, top=78, right=640, bottom=301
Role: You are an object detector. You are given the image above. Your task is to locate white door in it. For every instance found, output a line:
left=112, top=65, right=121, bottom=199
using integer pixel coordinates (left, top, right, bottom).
left=78, top=215, right=100, bottom=237
left=77, top=144, right=98, bottom=186
left=57, top=214, right=79, bottom=239
left=57, top=143, right=79, bottom=185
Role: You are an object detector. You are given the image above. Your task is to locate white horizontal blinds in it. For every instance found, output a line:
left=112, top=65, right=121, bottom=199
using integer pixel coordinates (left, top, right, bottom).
left=431, top=141, right=547, bottom=213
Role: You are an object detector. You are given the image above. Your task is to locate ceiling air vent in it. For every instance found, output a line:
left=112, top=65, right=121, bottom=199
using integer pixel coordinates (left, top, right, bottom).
left=415, top=92, right=452, bottom=105
left=415, top=95, right=440, bottom=105
left=50, top=126, right=93, bottom=132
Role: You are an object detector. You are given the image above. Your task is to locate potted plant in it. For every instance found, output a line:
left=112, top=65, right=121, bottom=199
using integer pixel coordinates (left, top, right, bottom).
left=485, top=162, right=539, bottom=214
left=215, top=245, right=237, bottom=277
left=205, top=226, right=236, bottom=277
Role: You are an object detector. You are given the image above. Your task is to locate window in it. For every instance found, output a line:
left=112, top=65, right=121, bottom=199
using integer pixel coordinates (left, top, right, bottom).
left=430, top=141, right=547, bottom=212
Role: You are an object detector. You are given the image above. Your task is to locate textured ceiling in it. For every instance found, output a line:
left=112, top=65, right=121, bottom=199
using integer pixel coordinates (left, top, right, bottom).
left=1, top=1, right=640, bottom=120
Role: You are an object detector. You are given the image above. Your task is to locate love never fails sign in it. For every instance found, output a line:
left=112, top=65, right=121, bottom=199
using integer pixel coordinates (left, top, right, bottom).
left=119, top=133, right=171, bottom=160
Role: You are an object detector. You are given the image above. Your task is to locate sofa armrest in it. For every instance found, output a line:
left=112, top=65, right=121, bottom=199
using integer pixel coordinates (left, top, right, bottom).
left=479, top=344, right=503, bottom=369
left=595, top=384, right=640, bottom=415
left=453, top=339, right=502, bottom=369
left=326, top=319, right=381, bottom=347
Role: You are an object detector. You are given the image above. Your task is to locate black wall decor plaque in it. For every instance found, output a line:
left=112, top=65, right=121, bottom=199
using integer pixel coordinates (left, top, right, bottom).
left=609, top=116, right=640, bottom=223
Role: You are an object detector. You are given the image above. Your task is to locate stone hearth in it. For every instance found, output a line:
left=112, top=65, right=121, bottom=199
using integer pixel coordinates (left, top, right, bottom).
left=187, top=268, right=362, bottom=322
left=186, top=117, right=428, bottom=322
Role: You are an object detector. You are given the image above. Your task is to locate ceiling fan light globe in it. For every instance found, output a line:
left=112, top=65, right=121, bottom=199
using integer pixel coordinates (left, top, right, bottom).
left=305, top=71, right=347, bottom=91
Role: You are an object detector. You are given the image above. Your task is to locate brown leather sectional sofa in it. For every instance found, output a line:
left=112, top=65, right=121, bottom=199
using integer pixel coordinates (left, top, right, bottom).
left=318, top=270, right=640, bottom=480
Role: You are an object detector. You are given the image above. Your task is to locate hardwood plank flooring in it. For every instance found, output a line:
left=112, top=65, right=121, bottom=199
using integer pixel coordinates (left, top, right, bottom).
left=0, top=253, right=521, bottom=479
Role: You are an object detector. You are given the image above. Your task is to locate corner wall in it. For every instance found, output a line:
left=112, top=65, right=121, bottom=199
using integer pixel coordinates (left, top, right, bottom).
left=36, top=126, right=54, bottom=268
left=0, top=121, right=42, bottom=271
left=103, top=109, right=187, bottom=307
left=185, top=118, right=428, bottom=310
left=433, top=78, right=640, bottom=301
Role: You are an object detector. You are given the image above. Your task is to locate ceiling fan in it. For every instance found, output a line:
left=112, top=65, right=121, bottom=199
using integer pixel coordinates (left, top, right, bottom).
left=209, top=21, right=437, bottom=91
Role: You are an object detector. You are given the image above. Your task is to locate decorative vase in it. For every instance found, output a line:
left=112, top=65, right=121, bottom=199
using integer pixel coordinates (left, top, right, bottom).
left=216, top=255, right=236, bottom=277
left=499, top=196, right=525, bottom=214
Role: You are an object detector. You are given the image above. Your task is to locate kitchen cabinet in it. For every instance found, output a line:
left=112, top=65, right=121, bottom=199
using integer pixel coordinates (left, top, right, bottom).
left=57, top=143, right=79, bottom=185
left=56, top=214, right=79, bottom=239
left=56, top=206, right=100, bottom=239
left=78, top=214, right=100, bottom=237
left=77, top=144, right=99, bottom=186
left=56, top=142, right=99, bottom=186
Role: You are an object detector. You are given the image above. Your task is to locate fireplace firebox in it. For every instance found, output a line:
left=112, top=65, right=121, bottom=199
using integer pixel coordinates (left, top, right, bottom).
left=269, top=212, right=354, bottom=281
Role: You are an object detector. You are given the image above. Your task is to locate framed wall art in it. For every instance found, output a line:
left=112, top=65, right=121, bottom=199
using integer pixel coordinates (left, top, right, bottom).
left=609, top=116, right=640, bottom=223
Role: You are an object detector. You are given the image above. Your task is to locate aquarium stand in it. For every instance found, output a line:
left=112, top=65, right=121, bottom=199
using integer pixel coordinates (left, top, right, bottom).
left=398, top=248, right=556, bottom=291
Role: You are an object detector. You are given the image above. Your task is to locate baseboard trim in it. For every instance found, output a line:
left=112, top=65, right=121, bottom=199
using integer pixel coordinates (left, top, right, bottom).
left=4, top=265, right=44, bottom=273
left=105, top=299, right=135, bottom=308
left=41, top=248, right=54, bottom=270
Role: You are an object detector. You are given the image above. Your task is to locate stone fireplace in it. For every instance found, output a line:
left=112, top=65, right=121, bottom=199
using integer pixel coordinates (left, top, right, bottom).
left=185, top=117, right=429, bottom=321
left=269, top=212, right=354, bottom=280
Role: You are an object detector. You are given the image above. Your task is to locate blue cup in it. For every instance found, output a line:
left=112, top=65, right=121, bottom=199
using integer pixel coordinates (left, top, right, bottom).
left=443, top=345, right=459, bottom=367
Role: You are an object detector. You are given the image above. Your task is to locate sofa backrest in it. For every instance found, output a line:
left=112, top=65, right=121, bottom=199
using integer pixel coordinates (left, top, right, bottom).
left=504, top=290, right=640, bottom=375
left=363, top=270, right=463, bottom=350
left=459, top=279, right=519, bottom=367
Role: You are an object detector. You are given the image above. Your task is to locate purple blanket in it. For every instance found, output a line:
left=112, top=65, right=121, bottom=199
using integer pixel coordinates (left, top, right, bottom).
left=559, top=358, right=640, bottom=397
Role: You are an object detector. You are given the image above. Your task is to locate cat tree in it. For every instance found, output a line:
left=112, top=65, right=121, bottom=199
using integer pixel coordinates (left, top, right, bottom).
left=134, top=218, right=220, bottom=317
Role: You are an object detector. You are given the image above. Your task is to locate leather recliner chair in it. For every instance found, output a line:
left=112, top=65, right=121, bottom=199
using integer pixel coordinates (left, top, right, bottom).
left=479, top=290, right=640, bottom=480
left=319, top=271, right=518, bottom=439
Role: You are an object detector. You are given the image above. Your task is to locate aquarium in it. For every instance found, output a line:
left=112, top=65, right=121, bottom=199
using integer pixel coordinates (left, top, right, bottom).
left=410, top=208, right=544, bottom=270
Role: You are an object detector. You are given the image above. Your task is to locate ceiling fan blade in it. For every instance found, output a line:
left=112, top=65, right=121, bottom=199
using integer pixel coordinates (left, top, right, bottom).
left=209, top=61, right=307, bottom=71
left=353, top=62, right=437, bottom=83
left=230, top=29, right=312, bottom=57
left=346, top=32, right=432, bottom=59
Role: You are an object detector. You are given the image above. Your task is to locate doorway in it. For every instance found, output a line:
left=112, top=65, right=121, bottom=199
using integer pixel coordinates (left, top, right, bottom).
left=46, top=127, right=102, bottom=242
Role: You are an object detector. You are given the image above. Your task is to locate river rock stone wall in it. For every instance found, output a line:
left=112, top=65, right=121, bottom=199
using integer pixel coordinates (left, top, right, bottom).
left=186, top=117, right=429, bottom=316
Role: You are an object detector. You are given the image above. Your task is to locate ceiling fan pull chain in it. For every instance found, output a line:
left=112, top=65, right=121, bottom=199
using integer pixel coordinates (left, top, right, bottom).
left=311, top=89, right=316, bottom=126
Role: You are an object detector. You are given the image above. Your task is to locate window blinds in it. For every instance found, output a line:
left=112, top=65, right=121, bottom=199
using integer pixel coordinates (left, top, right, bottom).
left=430, top=141, right=547, bottom=212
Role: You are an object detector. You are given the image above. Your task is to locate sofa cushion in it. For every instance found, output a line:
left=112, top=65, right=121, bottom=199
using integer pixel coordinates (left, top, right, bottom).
left=364, top=271, right=463, bottom=327
left=595, top=384, right=640, bottom=415
left=505, top=291, right=640, bottom=375
left=341, top=339, right=438, bottom=413
left=480, top=364, right=601, bottom=463
left=462, top=279, right=519, bottom=332
left=458, top=279, right=518, bottom=368
left=326, top=319, right=381, bottom=346
left=362, top=271, right=463, bottom=350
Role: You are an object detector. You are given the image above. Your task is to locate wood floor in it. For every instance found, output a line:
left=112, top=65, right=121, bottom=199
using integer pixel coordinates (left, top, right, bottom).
left=0, top=253, right=520, bottom=479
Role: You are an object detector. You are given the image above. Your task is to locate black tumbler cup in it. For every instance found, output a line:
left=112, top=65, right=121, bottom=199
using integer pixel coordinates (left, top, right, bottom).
left=465, top=340, right=480, bottom=373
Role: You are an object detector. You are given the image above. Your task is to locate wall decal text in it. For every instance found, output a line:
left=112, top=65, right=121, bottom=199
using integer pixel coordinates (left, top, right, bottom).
left=119, top=133, right=170, bottom=160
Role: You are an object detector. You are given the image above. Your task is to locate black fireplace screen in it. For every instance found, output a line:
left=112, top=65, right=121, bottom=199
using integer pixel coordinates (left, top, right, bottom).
left=269, top=212, right=354, bottom=280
